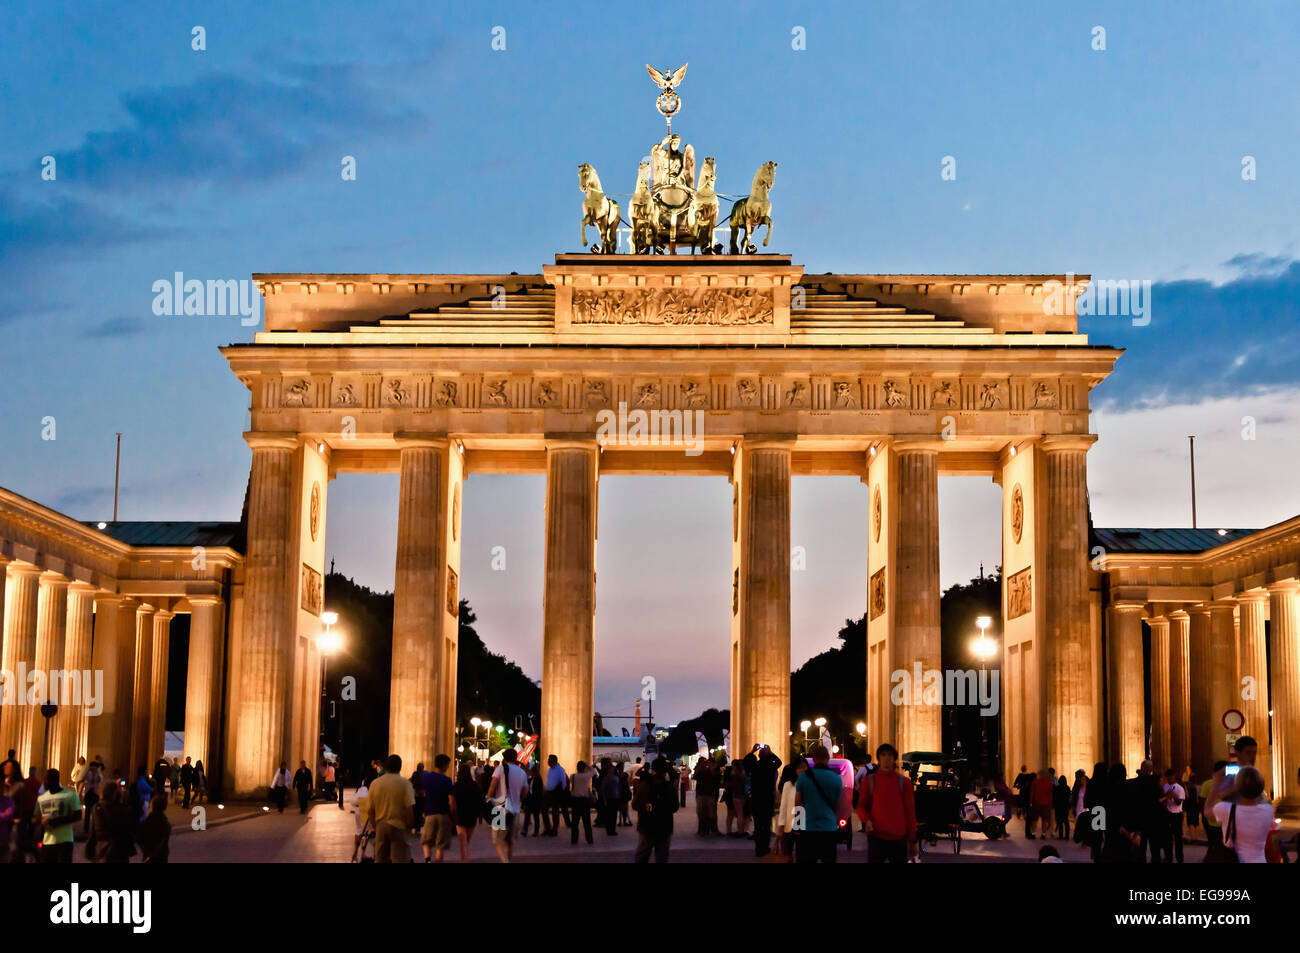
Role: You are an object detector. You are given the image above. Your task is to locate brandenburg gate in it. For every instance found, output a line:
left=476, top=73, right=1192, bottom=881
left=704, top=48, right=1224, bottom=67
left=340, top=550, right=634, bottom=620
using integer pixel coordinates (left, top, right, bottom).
left=216, top=64, right=1122, bottom=795
left=221, top=252, right=1119, bottom=793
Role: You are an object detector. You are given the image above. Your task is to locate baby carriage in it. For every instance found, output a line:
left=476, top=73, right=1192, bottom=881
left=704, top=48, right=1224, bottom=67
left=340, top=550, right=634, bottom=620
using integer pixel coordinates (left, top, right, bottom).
left=352, top=818, right=375, bottom=863
left=960, top=792, right=1008, bottom=840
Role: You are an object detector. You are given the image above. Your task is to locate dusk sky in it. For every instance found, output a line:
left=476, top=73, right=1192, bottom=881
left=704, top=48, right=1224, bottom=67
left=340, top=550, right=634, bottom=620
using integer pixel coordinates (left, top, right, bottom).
left=3, top=2, right=1299, bottom=726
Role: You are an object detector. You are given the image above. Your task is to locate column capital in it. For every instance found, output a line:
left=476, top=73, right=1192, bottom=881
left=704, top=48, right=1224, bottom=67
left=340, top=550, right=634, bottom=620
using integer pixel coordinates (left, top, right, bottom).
left=891, top=437, right=945, bottom=454
left=1267, top=579, right=1300, bottom=596
left=1168, top=608, right=1190, bottom=621
left=1207, top=599, right=1237, bottom=614
left=186, top=594, right=225, bottom=608
left=1037, top=434, right=1098, bottom=454
left=1236, top=588, right=1271, bottom=606
left=1187, top=604, right=1213, bottom=617
left=153, top=609, right=175, bottom=622
left=5, top=561, right=42, bottom=579
left=1146, top=614, right=1170, bottom=630
left=244, top=431, right=300, bottom=451
left=1110, top=600, right=1148, bottom=613
left=543, top=436, right=599, bottom=452
left=38, top=569, right=70, bottom=586
left=394, top=432, right=451, bottom=450
left=67, top=580, right=98, bottom=595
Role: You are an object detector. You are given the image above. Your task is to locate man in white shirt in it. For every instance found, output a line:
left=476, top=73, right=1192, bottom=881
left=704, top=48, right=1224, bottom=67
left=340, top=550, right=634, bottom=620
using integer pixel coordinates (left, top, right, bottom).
left=269, top=761, right=292, bottom=813
left=1161, top=768, right=1186, bottom=863
left=487, top=749, right=528, bottom=862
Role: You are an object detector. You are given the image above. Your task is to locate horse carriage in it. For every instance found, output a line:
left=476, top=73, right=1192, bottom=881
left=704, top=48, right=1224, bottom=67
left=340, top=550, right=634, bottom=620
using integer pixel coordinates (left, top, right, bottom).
left=579, top=63, right=777, bottom=256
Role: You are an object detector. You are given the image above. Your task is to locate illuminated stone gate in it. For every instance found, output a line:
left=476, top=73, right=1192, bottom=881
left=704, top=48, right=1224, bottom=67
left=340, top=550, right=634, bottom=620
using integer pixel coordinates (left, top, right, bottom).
left=219, top=255, right=1120, bottom=794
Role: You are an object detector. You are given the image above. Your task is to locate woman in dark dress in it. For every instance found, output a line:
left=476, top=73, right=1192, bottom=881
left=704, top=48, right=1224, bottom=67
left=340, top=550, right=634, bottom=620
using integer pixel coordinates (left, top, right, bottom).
left=452, top=763, right=485, bottom=861
left=521, top=764, right=544, bottom=836
left=1053, top=774, right=1071, bottom=839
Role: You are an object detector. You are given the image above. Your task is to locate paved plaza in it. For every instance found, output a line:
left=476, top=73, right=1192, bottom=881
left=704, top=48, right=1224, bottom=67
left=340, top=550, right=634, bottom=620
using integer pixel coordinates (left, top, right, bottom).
left=41, top=790, right=1289, bottom=864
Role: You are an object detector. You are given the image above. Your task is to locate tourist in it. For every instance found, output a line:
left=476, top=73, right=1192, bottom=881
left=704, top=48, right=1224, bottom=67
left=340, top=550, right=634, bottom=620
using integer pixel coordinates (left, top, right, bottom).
left=632, top=757, right=678, bottom=863
left=0, top=771, right=14, bottom=864
left=1183, top=770, right=1201, bottom=843
left=322, top=760, right=336, bottom=802
left=70, top=756, right=88, bottom=797
left=1204, top=736, right=1259, bottom=822
left=852, top=754, right=874, bottom=832
left=775, top=759, right=806, bottom=860
left=1038, top=844, right=1064, bottom=863
left=180, top=757, right=194, bottom=808
left=1053, top=773, right=1071, bottom=839
left=169, top=758, right=181, bottom=802
left=486, top=749, right=527, bottom=862
left=569, top=760, right=595, bottom=845
left=1028, top=768, right=1053, bottom=840
left=520, top=763, right=543, bottom=836
left=856, top=742, right=916, bottom=864
left=193, top=759, right=207, bottom=805
left=724, top=758, right=748, bottom=836
left=619, top=766, right=633, bottom=827
left=81, top=757, right=103, bottom=834
left=350, top=770, right=372, bottom=855
left=7, top=765, right=36, bottom=862
left=0, top=750, right=17, bottom=781
left=35, top=768, right=82, bottom=864
left=270, top=761, right=292, bottom=813
left=366, top=754, right=415, bottom=863
left=132, top=766, right=154, bottom=822
left=1013, top=764, right=1034, bottom=826
left=795, top=744, right=844, bottom=863
left=137, top=794, right=171, bottom=863
left=542, top=754, right=568, bottom=836
left=1069, top=769, right=1088, bottom=846
left=599, top=759, right=622, bottom=836
left=1200, top=760, right=1227, bottom=856
left=743, top=742, right=782, bottom=857
left=1161, top=768, right=1185, bottom=863
left=152, top=758, right=169, bottom=797
left=409, top=762, right=426, bottom=834
left=1133, top=760, right=1166, bottom=862
left=452, top=762, right=484, bottom=861
left=1098, top=763, right=1140, bottom=862
left=1081, top=761, right=1107, bottom=859
left=420, top=754, right=456, bottom=863
left=85, top=778, right=135, bottom=863
left=293, top=759, right=314, bottom=814
left=692, top=756, right=719, bottom=836
left=1210, top=765, right=1277, bottom=863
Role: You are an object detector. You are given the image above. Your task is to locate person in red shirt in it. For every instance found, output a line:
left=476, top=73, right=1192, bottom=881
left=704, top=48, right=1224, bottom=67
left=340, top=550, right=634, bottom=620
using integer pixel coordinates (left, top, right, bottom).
left=1029, top=768, right=1054, bottom=839
left=855, top=743, right=917, bottom=863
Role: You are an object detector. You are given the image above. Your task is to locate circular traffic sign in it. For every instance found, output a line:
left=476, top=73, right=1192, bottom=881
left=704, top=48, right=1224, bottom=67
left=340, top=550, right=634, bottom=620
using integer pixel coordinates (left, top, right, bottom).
left=1221, top=709, right=1245, bottom=732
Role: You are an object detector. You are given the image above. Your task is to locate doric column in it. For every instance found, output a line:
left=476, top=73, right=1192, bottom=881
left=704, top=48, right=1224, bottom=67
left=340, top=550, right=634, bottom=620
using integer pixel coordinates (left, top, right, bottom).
left=1168, top=610, right=1191, bottom=774
left=389, top=435, right=461, bottom=770
left=88, top=595, right=135, bottom=775
left=148, top=610, right=173, bottom=763
left=32, top=571, right=69, bottom=771
left=1206, top=602, right=1238, bottom=775
left=894, top=441, right=941, bottom=755
left=233, top=434, right=298, bottom=794
left=1106, top=602, right=1146, bottom=772
left=1236, top=591, right=1270, bottom=794
left=1269, top=581, right=1300, bottom=808
left=1188, top=606, right=1213, bottom=777
left=184, top=596, right=225, bottom=773
left=0, top=563, right=40, bottom=767
left=1039, top=435, right=1097, bottom=774
left=1148, top=616, right=1171, bottom=773
left=732, top=442, right=792, bottom=761
left=60, top=583, right=97, bottom=775
left=542, top=439, right=598, bottom=775
left=129, top=603, right=156, bottom=772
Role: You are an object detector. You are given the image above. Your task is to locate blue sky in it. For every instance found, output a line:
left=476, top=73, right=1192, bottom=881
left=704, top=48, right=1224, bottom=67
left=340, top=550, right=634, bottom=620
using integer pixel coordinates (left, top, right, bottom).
left=3, top=1, right=1299, bottom=724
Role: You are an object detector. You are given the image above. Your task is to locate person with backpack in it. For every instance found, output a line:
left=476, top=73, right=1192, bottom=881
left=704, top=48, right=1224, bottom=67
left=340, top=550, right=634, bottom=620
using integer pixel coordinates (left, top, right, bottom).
left=855, top=742, right=917, bottom=863
left=631, top=757, right=679, bottom=862
left=795, top=744, right=845, bottom=863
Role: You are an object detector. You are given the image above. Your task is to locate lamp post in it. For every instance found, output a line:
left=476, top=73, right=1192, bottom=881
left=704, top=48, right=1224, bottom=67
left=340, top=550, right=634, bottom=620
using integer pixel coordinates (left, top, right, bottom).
left=970, top=615, right=998, bottom=778
left=316, top=611, right=344, bottom=802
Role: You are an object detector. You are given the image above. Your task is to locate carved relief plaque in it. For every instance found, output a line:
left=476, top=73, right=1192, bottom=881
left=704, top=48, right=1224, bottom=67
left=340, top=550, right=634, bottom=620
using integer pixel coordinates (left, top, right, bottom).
left=1007, top=566, right=1032, bottom=620
left=309, top=482, right=321, bottom=541
left=1011, top=483, right=1024, bottom=544
left=301, top=563, right=322, bottom=616
left=447, top=566, right=459, bottom=617
left=872, top=487, right=882, bottom=543
left=869, top=567, right=886, bottom=620
left=571, top=288, right=774, bottom=326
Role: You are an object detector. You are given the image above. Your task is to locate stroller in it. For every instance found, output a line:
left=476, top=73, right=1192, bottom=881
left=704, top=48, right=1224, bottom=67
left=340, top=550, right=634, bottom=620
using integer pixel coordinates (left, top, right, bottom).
left=352, top=818, right=375, bottom=863
left=960, top=792, right=1008, bottom=840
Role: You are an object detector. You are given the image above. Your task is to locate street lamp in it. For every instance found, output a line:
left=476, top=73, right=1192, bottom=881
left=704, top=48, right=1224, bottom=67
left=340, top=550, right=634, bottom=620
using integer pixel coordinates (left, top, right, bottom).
left=316, top=611, right=344, bottom=806
left=969, top=615, right=998, bottom=777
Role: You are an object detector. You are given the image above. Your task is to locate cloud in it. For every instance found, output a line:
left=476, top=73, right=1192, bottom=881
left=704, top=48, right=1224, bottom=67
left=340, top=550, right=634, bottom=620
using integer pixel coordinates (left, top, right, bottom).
left=1088, top=256, right=1300, bottom=408
left=81, top=316, right=148, bottom=339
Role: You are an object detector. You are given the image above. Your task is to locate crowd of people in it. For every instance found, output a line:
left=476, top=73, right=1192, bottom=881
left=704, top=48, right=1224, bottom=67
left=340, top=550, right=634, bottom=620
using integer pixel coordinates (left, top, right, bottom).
left=1005, top=735, right=1286, bottom=863
left=0, top=748, right=188, bottom=863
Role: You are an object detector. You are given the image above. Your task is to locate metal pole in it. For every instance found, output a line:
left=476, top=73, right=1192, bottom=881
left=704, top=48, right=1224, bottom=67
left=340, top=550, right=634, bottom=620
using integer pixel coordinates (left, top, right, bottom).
left=112, top=433, right=122, bottom=521
left=1188, top=435, right=1197, bottom=528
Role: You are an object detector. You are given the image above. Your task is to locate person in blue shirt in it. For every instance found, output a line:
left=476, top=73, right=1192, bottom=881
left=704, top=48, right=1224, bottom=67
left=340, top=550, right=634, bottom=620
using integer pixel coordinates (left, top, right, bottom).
left=420, top=754, right=456, bottom=863
left=543, top=754, right=569, bottom=836
left=794, top=745, right=843, bottom=864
